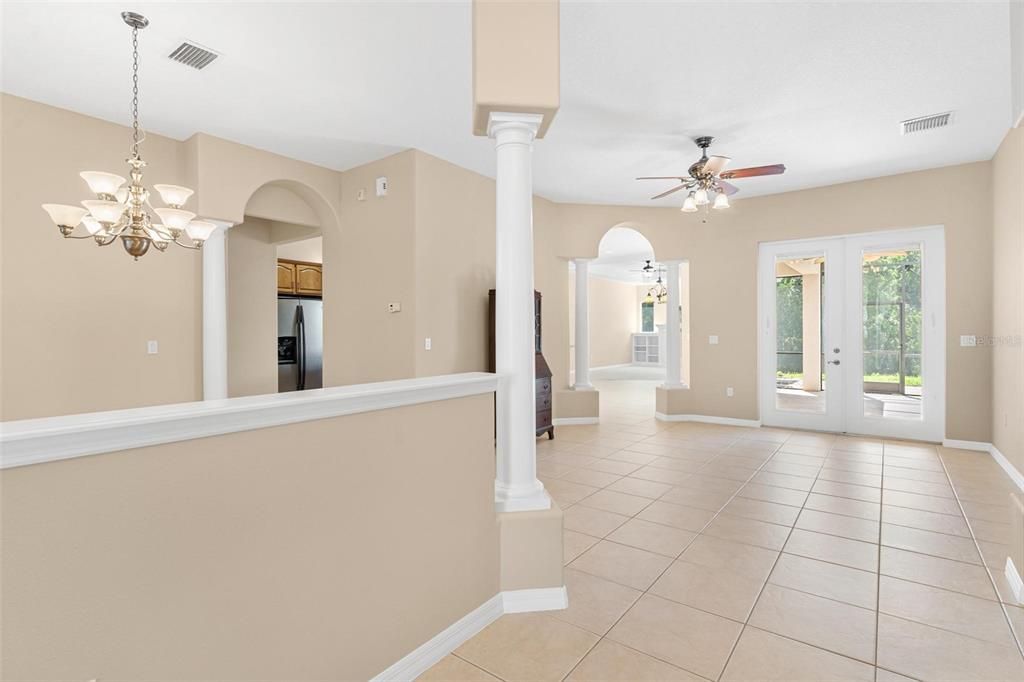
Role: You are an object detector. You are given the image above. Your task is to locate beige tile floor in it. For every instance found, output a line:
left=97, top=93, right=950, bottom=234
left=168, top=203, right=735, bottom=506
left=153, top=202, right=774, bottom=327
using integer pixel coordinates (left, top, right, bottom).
left=422, top=379, right=1024, bottom=681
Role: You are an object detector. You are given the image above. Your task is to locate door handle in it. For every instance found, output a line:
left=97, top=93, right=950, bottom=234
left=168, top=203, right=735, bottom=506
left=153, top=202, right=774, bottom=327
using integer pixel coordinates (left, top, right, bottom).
left=828, top=360, right=841, bottom=365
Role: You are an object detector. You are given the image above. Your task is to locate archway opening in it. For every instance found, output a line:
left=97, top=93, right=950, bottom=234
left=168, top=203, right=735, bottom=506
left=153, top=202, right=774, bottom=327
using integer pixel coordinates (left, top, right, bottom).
left=226, top=181, right=330, bottom=397
left=569, top=225, right=690, bottom=418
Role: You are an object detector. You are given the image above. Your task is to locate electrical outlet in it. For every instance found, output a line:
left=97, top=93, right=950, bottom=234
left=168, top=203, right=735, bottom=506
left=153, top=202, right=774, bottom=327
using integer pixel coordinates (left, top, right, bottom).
left=424, top=337, right=432, bottom=351
left=709, top=335, right=719, bottom=345
left=960, top=335, right=977, bottom=347
left=147, top=340, right=158, bottom=355
left=726, top=387, right=734, bottom=397
left=387, top=302, right=401, bottom=313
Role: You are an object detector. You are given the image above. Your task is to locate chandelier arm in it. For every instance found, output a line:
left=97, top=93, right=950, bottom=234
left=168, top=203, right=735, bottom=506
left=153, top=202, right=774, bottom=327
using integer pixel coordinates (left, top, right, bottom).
left=171, top=236, right=201, bottom=250
left=62, top=233, right=98, bottom=241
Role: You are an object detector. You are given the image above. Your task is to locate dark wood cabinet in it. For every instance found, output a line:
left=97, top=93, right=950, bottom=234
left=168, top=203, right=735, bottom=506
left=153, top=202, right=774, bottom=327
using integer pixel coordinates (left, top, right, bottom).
left=489, top=290, right=554, bottom=440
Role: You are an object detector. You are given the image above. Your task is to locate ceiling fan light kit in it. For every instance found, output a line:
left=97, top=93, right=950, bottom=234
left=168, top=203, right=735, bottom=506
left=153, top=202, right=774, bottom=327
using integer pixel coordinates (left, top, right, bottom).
left=41, top=11, right=216, bottom=260
left=639, top=136, right=785, bottom=220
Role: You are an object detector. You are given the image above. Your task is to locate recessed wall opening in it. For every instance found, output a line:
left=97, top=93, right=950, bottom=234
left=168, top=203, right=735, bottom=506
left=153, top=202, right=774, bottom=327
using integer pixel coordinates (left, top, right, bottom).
left=227, top=182, right=327, bottom=398
left=568, top=226, right=690, bottom=416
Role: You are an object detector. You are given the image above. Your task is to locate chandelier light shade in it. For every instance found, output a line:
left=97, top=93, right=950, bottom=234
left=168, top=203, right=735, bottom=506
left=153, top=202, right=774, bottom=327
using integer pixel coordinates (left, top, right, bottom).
left=713, top=192, right=730, bottom=210
left=694, top=188, right=709, bottom=206
left=41, top=12, right=216, bottom=260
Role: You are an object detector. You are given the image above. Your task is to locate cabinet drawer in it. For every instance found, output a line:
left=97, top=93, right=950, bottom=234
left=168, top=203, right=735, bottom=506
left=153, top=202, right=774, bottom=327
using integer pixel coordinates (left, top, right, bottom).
left=536, top=408, right=552, bottom=429
left=537, top=392, right=552, bottom=409
left=536, top=378, right=551, bottom=395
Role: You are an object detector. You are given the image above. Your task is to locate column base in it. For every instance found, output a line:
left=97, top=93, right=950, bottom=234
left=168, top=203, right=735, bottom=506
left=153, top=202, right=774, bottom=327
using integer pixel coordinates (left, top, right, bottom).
left=655, top=384, right=692, bottom=418
left=554, top=388, right=599, bottom=425
left=495, top=480, right=551, bottom=513
left=498, top=504, right=564, bottom=593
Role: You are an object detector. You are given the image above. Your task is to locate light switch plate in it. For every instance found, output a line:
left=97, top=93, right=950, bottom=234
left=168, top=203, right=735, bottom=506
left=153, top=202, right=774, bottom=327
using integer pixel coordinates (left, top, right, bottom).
left=709, top=335, right=719, bottom=345
left=357, top=188, right=366, bottom=201
left=960, top=335, right=977, bottom=347
left=376, top=176, right=388, bottom=196
left=147, top=340, right=158, bottom=355
left=424, top=337, right=432, bottom=351
left=726, top=387, right=734, bottom=397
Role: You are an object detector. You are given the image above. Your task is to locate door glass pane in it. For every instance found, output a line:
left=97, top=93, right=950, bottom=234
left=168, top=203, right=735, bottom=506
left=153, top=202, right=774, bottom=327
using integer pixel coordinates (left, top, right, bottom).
left=775, top=255, right=825, bottom=413
left=862, top=247, right=922, bottom=420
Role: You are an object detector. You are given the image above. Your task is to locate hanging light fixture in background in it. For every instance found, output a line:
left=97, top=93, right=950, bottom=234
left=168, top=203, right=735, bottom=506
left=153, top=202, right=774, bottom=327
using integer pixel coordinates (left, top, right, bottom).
left=713, top=192, right=730, bottom=210
left=41, top=12, right=217, bottom=260
left=681, top=193, right=698, bottom=213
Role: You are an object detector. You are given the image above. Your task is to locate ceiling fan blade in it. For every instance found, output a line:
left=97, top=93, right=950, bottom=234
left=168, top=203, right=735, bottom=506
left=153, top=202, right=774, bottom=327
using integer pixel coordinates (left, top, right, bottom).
left=717, top=179, right=740, bottom=196
left=651, top=184, right=688, bottom=200
left=636, top=176, right=687, bottom=180
left=703, top=155, right=731, bottom=175
left=720, top=164, right=786, bottom=179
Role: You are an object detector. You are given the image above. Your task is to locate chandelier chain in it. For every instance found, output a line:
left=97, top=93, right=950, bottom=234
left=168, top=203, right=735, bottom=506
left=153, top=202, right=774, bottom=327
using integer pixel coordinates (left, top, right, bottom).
left=131, top=25, right=140, bottom=159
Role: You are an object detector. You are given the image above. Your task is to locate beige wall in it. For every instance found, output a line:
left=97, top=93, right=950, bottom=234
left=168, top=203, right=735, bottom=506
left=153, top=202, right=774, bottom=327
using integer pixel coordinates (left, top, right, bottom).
left=548, top=162, right=995, bottom=441
left=992, top=126, right=1023, bottom=473
left=0, top=94, right=202, bottom=420
left=335, top=151, right=418, bottom=385
left=276, top=236, right=323, bottom=263
left=0, top=395, right=500, bottom=680
left=569, top=275, right=637, bottom=369
left=227, top=218, right=278, bottom=398
left=413, top=151, right=496, bottom=376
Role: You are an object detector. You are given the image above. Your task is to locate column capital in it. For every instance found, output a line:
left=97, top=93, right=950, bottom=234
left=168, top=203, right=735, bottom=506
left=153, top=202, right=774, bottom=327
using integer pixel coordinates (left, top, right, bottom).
left=661, top=259, right=685, bottom=266
left=572, top=257, right=595, bottom=265
left=487, top=112, right=544, bottom=141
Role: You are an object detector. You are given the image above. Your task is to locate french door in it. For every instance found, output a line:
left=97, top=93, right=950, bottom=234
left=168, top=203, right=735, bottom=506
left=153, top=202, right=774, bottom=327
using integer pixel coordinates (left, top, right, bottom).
left=758, top=227, right=945, bottom=442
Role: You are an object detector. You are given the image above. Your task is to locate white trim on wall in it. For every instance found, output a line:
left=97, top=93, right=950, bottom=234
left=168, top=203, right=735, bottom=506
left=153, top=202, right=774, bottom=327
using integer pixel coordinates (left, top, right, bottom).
left=942, top=440, right=1024, bottom=494
left=553, top=417, right=599, bottom=426
left=371, top=586, right=567, bottom=681
left=655, top=413, right=762, bottom=428
left=0, top=373, right=500, bottom=469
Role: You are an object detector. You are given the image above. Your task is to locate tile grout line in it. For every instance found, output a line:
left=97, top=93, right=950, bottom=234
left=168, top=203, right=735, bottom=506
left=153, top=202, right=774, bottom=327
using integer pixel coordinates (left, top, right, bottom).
left=872, top=442, right=886, bottom=681
left=560, top=426, right=795, bottom=682
left=934, top=446, right=1024, bottom=659
left=714, top=433, right=840, bottom=681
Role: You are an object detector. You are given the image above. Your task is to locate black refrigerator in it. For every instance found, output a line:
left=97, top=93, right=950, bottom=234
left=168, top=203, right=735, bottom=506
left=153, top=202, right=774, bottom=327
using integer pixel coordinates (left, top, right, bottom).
left=277, top=297, right=323, bottom=392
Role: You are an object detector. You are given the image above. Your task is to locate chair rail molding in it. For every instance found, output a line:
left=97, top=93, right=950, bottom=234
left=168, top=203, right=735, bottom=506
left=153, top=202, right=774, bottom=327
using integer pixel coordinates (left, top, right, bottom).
left=1, top=372, right=500, bottom=469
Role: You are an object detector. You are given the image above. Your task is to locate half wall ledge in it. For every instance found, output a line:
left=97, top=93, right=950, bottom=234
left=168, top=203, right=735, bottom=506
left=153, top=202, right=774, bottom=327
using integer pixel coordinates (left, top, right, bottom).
left=0, top=372, right=501, bottom=469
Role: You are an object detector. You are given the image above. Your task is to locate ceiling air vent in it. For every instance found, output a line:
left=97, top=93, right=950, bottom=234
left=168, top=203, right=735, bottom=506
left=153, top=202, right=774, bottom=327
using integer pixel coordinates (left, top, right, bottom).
left=168, top=41, right=219, bottom=70
left=900, top=112, right=953, bottom=135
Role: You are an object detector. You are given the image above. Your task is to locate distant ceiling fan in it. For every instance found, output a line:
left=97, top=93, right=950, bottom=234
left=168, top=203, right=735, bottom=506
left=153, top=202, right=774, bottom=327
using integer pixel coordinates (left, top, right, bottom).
left=629, top=259, right=657, bottom=279
left=637, top=136, right=786, bottom=213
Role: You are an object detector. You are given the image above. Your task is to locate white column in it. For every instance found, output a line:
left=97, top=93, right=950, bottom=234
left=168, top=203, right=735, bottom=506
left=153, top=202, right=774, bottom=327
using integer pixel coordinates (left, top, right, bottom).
left=488, top=112, right=550, bottom=513
left=573, top=258, right=594, bottom=390
left=663, top=260, right=684, bottom=388
left=202, top=225, right=229, bottom=400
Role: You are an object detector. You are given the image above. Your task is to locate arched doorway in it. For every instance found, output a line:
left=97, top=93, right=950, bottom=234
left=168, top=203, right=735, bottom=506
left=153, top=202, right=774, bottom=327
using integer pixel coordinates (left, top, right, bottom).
left=223, top=181, right=335, bottom=398
left=566, top=224, right=690, bottom=420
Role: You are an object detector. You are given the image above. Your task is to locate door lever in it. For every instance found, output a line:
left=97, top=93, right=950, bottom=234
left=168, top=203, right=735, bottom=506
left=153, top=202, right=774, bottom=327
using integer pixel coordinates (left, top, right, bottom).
left=828, top=359, right=841, bottom=365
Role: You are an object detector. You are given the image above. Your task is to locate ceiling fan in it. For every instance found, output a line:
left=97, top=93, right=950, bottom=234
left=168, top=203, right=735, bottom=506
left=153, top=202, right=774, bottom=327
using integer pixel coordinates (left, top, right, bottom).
left=629, top=259, right=657, bottom=278
left=637, top=136, right=786, bottom=213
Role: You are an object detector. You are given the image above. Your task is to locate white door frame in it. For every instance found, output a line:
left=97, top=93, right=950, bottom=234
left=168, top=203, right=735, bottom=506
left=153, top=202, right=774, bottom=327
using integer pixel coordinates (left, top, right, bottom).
left=757, top=226, right=946, bottom=442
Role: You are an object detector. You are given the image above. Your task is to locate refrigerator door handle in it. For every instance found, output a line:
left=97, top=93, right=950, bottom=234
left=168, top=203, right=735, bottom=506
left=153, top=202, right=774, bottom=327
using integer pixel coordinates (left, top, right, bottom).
left=297, top=304, right=306, bottom=391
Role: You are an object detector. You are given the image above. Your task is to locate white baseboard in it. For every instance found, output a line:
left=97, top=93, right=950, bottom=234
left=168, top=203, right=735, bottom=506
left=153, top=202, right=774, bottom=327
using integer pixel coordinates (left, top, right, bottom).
left=1006, top=557, right=1024, bottom=605
left=655, top=412, right=762, bottom=428
left=991, top=443, right=1024, bottom=493
left=371, top=593, right=503, bottom=682
left=372, top=586, right=567, bottom=681
left=942, top=440, right=1024, bottom=494
left=553, top=417, right=599, bottom=426
left=942, top=439, right=991, bottom=452
left=502, top=586, right=569, bottom=613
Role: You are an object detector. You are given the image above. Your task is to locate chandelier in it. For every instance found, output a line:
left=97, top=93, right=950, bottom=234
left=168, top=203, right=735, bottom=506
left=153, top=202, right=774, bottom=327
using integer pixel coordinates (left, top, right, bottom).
left=41, top=12, right=216, bottom=260
left=646, top=271, right=668, bottom=304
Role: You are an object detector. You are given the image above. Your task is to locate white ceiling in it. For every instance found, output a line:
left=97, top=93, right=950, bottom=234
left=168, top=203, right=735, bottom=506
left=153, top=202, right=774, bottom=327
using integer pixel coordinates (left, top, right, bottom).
left=1, top=1, right=1013, bottom=207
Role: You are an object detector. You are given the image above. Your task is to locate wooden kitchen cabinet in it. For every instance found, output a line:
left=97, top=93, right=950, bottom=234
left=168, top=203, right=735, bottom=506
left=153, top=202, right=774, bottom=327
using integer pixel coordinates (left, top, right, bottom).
left=277, top=259, right=322, bottom=297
